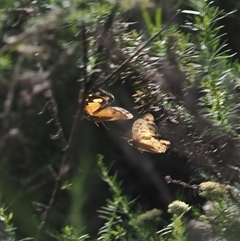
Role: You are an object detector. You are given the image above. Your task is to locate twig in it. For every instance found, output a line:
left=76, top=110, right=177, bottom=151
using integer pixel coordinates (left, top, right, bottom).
left=41, top=90, right=68, bottom=149
left=81, top=22, right=88, bottom=87
left=4, top=8, right=34, bottom=13
left=35, top=60, right=69, bottom=241
left=165, top=175, right=198, bottom=190
left=165, top=173, right=240, bottom=206
left=1, top=8, right=62, bottom=54
left=35, top=22, right=90, bottom=241
left=94, top=10, right=180, bottom=89
left=1, top=26, right=35, bottom=53
left=1, top=56, right=23, bottom=127
left=84, top=4, right=118, bottom=90
left=35, top=102, right=84, bottom=241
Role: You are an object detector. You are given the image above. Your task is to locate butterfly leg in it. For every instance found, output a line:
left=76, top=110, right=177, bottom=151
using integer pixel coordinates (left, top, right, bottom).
left=93, top=122, right=109, bottom=130
left=101, top=122, right=109, bottom=130
left=94, top=122, right=100, bottom=127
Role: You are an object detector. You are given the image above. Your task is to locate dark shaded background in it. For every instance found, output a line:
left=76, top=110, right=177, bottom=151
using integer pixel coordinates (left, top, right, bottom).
left=1, top=0, right=240, bottom=240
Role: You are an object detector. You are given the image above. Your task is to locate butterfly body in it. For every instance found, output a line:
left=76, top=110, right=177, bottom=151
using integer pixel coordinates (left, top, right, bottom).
left=129, top=113, right=170, bottom=153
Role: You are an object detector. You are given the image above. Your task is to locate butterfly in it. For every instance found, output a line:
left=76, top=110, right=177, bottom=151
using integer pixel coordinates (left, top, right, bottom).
left=128, top=113, right=170, bottom=153
left=79, top=88, right=133, bottom=123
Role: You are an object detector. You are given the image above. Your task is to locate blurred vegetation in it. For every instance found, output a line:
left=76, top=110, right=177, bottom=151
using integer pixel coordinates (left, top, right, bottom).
left=1, top=0, right=240, bottom=240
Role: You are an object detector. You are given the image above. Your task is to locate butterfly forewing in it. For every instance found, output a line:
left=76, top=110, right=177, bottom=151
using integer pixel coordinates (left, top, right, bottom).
left=132, top=119, right=152, bottom=140
left=84, top=99, right=105, bottom=115
left=142, top=113, right=161, bottom=138
left=81, top=88, right=115, bottom=115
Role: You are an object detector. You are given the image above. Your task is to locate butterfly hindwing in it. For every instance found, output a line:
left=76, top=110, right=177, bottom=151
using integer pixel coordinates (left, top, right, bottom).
left=88, top=106, right=133, bottom=123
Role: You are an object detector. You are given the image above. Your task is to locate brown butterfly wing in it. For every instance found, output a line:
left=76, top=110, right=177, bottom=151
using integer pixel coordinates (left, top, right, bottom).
left=89, top=107, right=133, bottom=122
left=132, top=138, right=170, bottom=153
left=132, top=118, right=152, bottom=141
left=139, top=138, right=170, bottom=153
left=142, top=113, right=161, bottom=138
left=131, top=114, right=170, bottom=153
left=141, top=113, right=155, bottom=122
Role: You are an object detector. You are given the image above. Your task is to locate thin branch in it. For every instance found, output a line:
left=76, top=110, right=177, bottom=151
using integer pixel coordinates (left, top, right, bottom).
left=35, top=99, right=85, bottom=241
left=4, top=8, right=34, bottom=14
left=165, top=175, right=199, bottom=190
left=81, top=22, right=88, bottom=83
left=1, top=8, right=62, bottom=54
left=35, top=22, right=90, bottom=241
left=165, top=175, right=240, bottom=206
left=40, top=90, right=68, bottom=149
left=1, top=56, right=24, bottom=128
left=95, top=10, right=180, bottom=89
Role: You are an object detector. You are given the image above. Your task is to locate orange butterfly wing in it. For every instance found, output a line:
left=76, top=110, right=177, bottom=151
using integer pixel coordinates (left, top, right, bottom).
left=79, top=88, right=133, bottom=122
left=84, top=99, right=105, bottom=115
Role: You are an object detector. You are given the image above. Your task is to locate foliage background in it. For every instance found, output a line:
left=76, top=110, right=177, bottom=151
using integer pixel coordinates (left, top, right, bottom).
left=1, top=0, right=240, bottom=240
